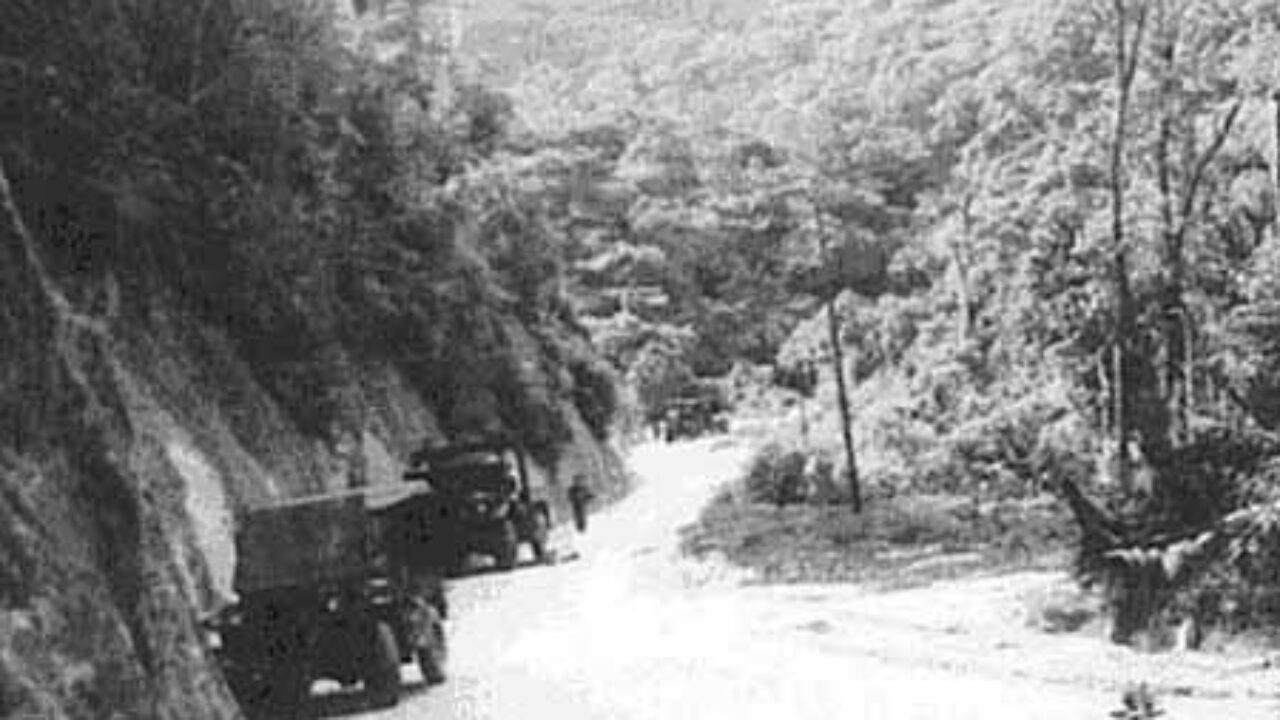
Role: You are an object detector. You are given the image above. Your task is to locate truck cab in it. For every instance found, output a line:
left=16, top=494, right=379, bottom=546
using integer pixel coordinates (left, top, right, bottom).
left=406, top=439, right=553, bottom=573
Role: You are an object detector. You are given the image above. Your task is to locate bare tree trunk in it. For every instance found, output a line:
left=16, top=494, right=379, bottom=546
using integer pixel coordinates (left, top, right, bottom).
left=1183, top=308, right=1194, bottom=425
left=1112, top=252, right=1132, bottom=486
left=951, top=195, right=976, bottom=346
left=1160, top=85, right=1242, bottom=453
left=826, top=297, right=861, bottom=513
left=812, top=194, right=862, bottom=513
left=1274, top=90, right=1280, bottom=231
left=1108, top=0, right=1148, bottom=491
left=1098, top=353, right=1112, bottom=433
left=1155, top=12, right=1187, bottom=447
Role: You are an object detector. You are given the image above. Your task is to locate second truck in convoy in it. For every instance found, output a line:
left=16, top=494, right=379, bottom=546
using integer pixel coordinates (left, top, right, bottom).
left=406, top=439, right=554, bottom=573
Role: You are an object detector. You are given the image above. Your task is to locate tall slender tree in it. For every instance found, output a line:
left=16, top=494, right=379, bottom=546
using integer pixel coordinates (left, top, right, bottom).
left=1108, top=0, right=1148, bottom=491
left=809, top=185, right=862, bottom=513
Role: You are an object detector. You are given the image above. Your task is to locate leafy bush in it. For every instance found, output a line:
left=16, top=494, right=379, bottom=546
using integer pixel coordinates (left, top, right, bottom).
left=857, top=361, right=1082, bottom=500
left=569, top=355, right=620, bottom=440
left=1176, top=453, right=1280, bottom=631
left=742, top=442, right=811, bottom=506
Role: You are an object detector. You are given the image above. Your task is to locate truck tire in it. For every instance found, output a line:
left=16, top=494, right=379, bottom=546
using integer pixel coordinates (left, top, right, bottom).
left=416, top=605, right=448, bottom=686
left=262, top=663, right=310, bottom=718
left=366, top=621, right=401, bottom=709
left=445, top=546, right=470, bottom=577
left=528, top=508, right=550, bottom=564
left=494, top=519, right=518, bottom=571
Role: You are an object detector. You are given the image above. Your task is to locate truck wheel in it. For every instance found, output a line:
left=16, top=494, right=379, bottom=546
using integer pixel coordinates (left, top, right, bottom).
left=365, top=622, right=401, bottom=709
left=228, top=675, right=270, bottom=715
left=446, top=547, right=470, bottom=577
left=528, top=508, right=550, bottom=564
left=263, top=664, right=310, bottom=718
left=494, top=519, right=518, bottom=571
left=416, top=605, right=448, bottom=686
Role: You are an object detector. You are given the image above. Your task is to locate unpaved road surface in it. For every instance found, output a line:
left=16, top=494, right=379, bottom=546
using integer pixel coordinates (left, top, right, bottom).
left=324, top=440, right=1280, bottom=720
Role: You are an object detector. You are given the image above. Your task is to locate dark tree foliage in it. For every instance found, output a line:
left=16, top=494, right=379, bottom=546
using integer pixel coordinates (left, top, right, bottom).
left=0, top=0, right=616, bottom=462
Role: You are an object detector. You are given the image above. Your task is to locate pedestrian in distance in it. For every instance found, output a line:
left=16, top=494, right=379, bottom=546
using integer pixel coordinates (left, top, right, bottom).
left=567, top=474, right=594, bottom=532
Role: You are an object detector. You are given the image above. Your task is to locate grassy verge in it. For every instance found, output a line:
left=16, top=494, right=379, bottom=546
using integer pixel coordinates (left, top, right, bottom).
left=680, top=488, right=1075, bottom=589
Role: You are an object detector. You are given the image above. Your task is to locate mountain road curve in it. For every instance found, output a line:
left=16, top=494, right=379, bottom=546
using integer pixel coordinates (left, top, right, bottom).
left=312, top=439, right=1280, bottom=720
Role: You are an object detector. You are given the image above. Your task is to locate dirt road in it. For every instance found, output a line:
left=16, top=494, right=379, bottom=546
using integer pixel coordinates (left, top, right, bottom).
left=329, top=439, right=1280, bottom=720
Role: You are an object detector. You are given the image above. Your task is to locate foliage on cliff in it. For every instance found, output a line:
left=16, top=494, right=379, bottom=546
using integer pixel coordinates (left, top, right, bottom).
left=0, top=3, right=626, bottom=717
left=0, top=0, right=619, bottom=464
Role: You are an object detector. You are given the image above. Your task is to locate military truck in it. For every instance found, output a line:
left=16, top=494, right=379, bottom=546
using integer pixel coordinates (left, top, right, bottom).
left=406, top=439, right=552, bottom=573
left=203, top=482, right=449, bottom=716
left=663, top=395, right=730, bottom=442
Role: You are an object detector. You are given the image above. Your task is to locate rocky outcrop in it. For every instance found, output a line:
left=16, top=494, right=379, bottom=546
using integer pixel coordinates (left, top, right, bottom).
left=0, top=161, right=243, bottom=719
left=0, top=163, right=630, bottom=719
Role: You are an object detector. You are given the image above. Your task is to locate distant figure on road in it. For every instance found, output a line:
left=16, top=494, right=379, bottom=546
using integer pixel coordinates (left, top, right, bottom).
left=568, top=474, right=594, bottom=532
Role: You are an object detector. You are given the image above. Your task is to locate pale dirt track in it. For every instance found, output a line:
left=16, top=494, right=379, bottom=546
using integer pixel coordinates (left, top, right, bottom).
left=318, top=440, right=1280, bottom=720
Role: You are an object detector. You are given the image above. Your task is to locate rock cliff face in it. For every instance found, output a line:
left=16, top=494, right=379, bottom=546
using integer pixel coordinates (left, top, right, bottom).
left=0, top=165, right=629, bottom=719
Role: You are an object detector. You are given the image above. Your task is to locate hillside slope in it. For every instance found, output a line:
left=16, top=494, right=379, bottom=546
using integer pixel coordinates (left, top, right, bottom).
left=0, top=2, right=631, bottom=718
left=458, top=0, right=1280, bottom=645
left=0, top=165, right=629, bottom=720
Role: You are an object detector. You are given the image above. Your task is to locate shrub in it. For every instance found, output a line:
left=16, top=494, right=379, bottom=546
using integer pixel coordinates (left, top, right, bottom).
left=569, top=355, right=620, bottom=440
left=1178, top=455, right=1280, bottom=632
left=681, top=489, right=1073, bottom=586
left=742, top=442, right=810, bottom=506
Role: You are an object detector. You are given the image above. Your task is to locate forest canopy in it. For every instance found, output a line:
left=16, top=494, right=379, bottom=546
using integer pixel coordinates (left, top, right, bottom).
left=443, top=0, right=1280, bottom=634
